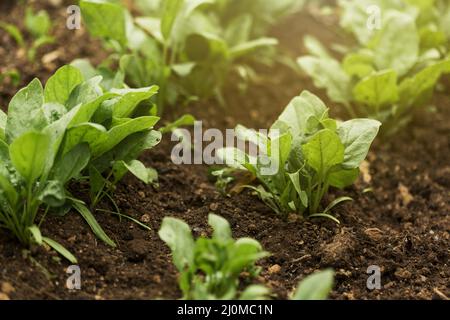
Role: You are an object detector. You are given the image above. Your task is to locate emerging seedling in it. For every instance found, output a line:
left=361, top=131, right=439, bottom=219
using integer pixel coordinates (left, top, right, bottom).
left=298, top=0, right=450, bottom=136
left=159, top=213, right=270, bottom=300
left=217, top=91, right=380, bottom=223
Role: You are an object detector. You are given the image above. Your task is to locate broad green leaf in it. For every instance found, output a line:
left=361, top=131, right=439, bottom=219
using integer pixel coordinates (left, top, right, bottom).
left=68, top=93, right=117, bottom=127
left=275, top=91, right=328, bottom=137
left=66, top=76, right=103, bottom=109
left=111, top=86, right=159, bottom=118
left=72, top=201, right=116, bottom=247
left=303, top=129, right=345, bottom=175
left=52, top=143, right=91, bottom=184
left=292, top=269, right=334, bottom=300
left=298, top=56, right=351, bottom=106
left=288, top=170, right=308, bottom=208
left=80, top=0, right=127, bottom=47
left=337, top=119, right=381, bottom=169
left=91, top=116, right=159, bottom=156
left=329, top=168, right=360, bottom=189
left=159, top=217, right=195, bottom=271
left=343, top=51, right=375, bottom=78
left=44, top=65, right=84, bottom=105
left=227, top=238, right=269, bottom=274
left=6, top=78, right=47, bottom=142
left=63, top=123, right=108, bottom=155
left=9, top=132, right=50, bottom=183
left=208, top=213, right=232, bottom=242
left=42, top=237, right=78, bottom=264
left=38, top=180, right=65, bottom=207
left=373, top=11, right=419, bottom=76
left=399, top=59, right=450, bottom=110
left=353, top=70, right=399, bottom=111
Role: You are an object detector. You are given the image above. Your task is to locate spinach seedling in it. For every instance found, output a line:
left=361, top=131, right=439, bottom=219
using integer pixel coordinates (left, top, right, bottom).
left=159, top=213, right=270, bottom=300
left=217, top=91, right=380, bottom=222
left=0, top=7, right=54, bottom=62
left=298, top=0, right=450, bottom=136
left=77, top=0, right=299, bottom=113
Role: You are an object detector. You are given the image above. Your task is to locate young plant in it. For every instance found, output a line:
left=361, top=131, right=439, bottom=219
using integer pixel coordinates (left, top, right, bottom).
left=77, top=0, right=301, bottom=113
left=0, top=7, right=54, bottom=61
left=291, top=269, right=334, bottom=300
left=298, top=0, right=450, bottom=136
left=217, top=91, right=380, bottom=222
left=0, top=64, right=162, bottom=255
left=159, top=213, right=270, bottom=300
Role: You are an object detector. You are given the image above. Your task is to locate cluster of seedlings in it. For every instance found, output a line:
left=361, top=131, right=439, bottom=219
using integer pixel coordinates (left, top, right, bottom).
left=0, top=0, right=449, bottom=300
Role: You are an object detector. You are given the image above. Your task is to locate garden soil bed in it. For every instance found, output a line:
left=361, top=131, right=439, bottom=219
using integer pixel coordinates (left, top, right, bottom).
left=0, top=2, right=449, bottom=300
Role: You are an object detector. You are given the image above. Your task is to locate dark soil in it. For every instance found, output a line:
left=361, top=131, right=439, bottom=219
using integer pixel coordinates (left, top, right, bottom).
left=0, top=2, right=449, bottom=300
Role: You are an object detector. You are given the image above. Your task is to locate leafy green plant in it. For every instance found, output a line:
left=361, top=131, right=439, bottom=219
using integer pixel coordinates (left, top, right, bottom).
left=0, top=64, right=162, bottom=255
left=217, top=91, right=380, bottom=222
left=159, top=213, right=270, bottom=300
left=0, top=7, right=54, bottom=61
left=292, top=269, right=334, bottom=300
left=159, top=213, right=334, bottom=300
left=78, top=0, right=301, bottom=113
left=298, top=0, right=450, bottom=136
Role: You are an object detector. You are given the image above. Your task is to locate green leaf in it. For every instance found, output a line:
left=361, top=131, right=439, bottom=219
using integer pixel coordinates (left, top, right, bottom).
left=353, top=70, right=399, bottom=111
left=6, top=78, right=47, bottom=142
left=44, top=65, right=84, bottom=105
left=0, top=109, right=6, bottom=141
left=91, top=116, right=159, bottom=157
left=69, top=93, right=117, bottom=127
left=52, top=143, right=91, bottom=184
left=118, top=160, right=157, bottom=184
left=292, top=269, right=334, bottom=300
left=303, top=129, right=345, bottom=175
left=80, top=0, right=127, bottom=47
left=111, top=86, right=159, bottom=118
left=208, top=213, right=232, bottom=242
left=161, top=0, right=184, bottom=41
left=9, top=132, right=50, bottom=183
left=373, top=11, right=419, bottom=76
left=28, top=225, right=43, bottom=245
left=399, top=59, right=450, bottom=110
left=298, top=56, right=351, bottom=106
left=229, top=37, right=278, bottom=59
left=25, top=8, right=52, bottom=38
left=275, top=90, right=328, bottom=137
left=72, top=201, right=116, bottom=247
left=0, top=22, right=24, bottom=46
left=63, top=123, right=108, bottom=155
left=343, top=51, right=375, bottom=78
left=38, top=180, right=66, bottom=207
left=159, top=217, right=195, bottom=271
left=239, top=285, right=270, bottom=300
left=328, top=168, right=360, bottom=189
left=66, top=76, right=103, bottom=110
left=323, top=196, right=353, bottom=214
left=337, top=119, right=381, bottom=169
left=42, top=237, right=78, bottom=264
left=160, top=114, right=196, bottom=134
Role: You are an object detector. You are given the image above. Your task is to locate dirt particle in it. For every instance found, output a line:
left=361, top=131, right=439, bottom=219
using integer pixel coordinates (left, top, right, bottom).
left=140, top=214, right=151, bottom=223
left=395, top=268, right=412, bottom=280
left=209, top=203, right=219, bottom=211
left=398, top=183, right=414, bottom=206
left=0, top=293, right=10, bottom=300
left=126, top=239, right=150, bottom=262
left=1, top=282, right=14, bottom=294
left=268, top=264, right=281, bottom=274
